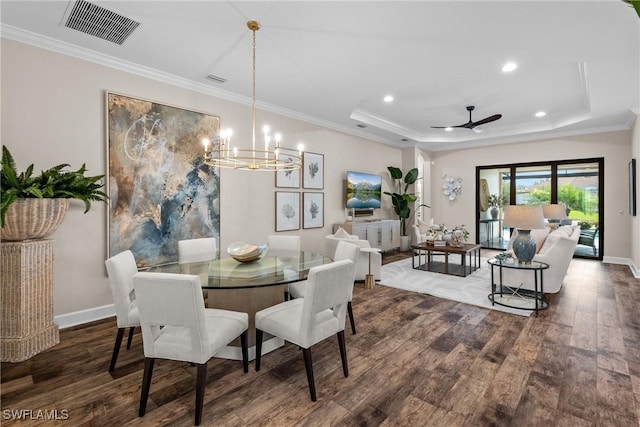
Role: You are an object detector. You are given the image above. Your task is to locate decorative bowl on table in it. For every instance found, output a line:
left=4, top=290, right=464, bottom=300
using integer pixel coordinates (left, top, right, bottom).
left=227, top=242, right=268, bottom=263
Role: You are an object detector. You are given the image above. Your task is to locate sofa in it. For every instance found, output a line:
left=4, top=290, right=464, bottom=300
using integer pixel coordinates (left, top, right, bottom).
left=501, top=225, right=580, bottom=294
left=326, top=229, right=382, bottom=281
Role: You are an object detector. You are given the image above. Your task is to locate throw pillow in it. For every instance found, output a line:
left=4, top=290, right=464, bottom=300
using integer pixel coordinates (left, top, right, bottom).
left=334, top=227, right=351, bottom=239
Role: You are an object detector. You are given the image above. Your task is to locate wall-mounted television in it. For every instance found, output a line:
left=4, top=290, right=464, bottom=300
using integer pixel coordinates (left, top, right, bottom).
left=346, top=171, right=382, bottom=209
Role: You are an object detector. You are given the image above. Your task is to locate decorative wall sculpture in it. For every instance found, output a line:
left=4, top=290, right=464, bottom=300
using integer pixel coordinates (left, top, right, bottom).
left=442, top=174, right=462, bottom=200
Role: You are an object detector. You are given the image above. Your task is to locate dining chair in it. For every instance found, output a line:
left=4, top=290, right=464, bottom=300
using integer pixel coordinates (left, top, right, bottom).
left=266, top=235, right=300, bottom=257
left=289, top=240, right=359, bottom=334
left=104, top=250, right=140, bottom=373
left=178, top=237, right=217, bottom=264
left=255, top=259, right=356, bottom=401
left=133, top=272, right=249, bottom=426
left=266, top=235, right=301, bottom=300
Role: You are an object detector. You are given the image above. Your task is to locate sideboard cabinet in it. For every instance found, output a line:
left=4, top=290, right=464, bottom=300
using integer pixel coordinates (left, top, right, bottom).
left=334, top=220, right=400, bottom=252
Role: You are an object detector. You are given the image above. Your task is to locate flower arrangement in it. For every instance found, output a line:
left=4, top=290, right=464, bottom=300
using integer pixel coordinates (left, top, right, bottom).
left=450, top=224, right=470, bottom=241
left=488, top=193, right=504, bottom=208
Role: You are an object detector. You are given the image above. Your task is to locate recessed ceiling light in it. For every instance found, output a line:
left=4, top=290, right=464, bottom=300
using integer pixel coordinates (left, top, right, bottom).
left=401, top=138, right=409, bottom=142
left=357, top=123, right=367, bottom=128
left=383, top=95, right=394, bottom=103
left=502, top=62, right=518, bottom=73
left=535, top=111, right=547, bottom=117
left=445, top=127, right=453, bottom=132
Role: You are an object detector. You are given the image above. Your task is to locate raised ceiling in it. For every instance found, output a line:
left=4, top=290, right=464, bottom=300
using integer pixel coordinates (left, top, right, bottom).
left=1, top=0, right=639, bottom=151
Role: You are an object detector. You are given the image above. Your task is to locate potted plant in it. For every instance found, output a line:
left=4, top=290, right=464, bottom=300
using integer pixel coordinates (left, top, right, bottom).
left=384, top=166, right=429, bottom=251
left=488, top=193, right=504, bottom=219
left=1, top=145, right=108, bottom=240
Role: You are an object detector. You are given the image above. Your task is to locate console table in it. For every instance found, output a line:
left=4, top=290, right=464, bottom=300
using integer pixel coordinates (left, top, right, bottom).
left=334, top=220, right=400, bottom=252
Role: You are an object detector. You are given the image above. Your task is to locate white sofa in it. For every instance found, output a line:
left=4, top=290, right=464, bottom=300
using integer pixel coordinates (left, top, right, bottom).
left=501, top=225, right=580, bottom=294
left=325, top=231, right=382, bottom=281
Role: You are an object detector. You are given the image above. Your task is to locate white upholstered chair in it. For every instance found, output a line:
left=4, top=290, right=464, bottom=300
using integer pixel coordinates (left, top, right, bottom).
left=267, top=235, right=301, bottom=300
left=325, top=233, right=381, bottom=281
left=105, top=250, right=140, bottom=372
left=254, top=259, right=356, bottom=401
left=133, top=272, right=249, bottom=426
left=266, top=235, right=301, bottom=257
left=289, top=240, right=360, bottom=334
left=178, top=237, right=217, bottom=264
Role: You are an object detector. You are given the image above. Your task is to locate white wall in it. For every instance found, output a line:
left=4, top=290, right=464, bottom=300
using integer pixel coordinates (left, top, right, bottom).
left=1, top=39, right=401, bottom=318
left=631, top=114, right=640, bottom=276
left=429, top=131, right=633, bottom=260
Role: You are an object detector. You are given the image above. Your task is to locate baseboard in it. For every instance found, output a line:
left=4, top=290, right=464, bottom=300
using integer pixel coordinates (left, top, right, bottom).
left=602, top=256, right=640, bottom=278
left=54, top=304, right=115, bottom=330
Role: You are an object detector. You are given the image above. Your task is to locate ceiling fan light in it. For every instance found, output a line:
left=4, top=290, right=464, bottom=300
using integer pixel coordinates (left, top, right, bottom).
left=535, top=111, right=547, bottom=117
left=472, top=126, right=484, bottom=134
left=445, top=127, right=453, bottom=132
left=383, top=95, right=394, bottom=103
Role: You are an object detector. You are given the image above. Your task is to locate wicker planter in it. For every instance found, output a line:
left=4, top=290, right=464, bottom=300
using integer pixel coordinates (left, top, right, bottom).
left=1, top=198, right=69, bottom=241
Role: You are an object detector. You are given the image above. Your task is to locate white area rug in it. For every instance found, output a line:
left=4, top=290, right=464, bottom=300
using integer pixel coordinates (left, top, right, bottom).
left=380, top=257, right=532, bottom=317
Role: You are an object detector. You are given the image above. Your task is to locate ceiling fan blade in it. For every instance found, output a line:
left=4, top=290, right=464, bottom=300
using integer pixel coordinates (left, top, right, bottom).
left=430, top=126, right=451, bottom=129
left=471, top=114, right=502, bottom=127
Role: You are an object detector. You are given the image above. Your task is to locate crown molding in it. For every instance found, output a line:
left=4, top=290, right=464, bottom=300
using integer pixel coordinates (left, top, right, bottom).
left=1, top=24, right=392, bottom=147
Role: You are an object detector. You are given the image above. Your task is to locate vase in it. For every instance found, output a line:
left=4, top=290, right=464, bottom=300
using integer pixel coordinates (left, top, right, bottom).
left=490, top=207, right=499, bottom=219
left=1, top=198, right=70, bottom=241
left=450, top=234, right=463, bottom=247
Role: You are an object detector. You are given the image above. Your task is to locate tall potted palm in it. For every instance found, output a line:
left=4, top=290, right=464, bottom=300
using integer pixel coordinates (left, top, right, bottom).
left=384, top=166, right=428, bottom=251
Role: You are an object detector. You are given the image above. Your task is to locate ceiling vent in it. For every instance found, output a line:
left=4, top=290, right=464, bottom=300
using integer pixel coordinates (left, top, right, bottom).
left=206, top=74, right=227, bottom=84
left=63, top=0, right=140, bottom=45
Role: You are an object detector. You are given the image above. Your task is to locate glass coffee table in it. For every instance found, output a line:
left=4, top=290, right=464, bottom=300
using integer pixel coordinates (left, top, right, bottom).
left=487, top=258, right=549, bottom=315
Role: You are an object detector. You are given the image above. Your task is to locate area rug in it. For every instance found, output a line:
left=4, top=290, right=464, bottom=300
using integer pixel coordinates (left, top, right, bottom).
left=380, top=257, right=532, bottom=317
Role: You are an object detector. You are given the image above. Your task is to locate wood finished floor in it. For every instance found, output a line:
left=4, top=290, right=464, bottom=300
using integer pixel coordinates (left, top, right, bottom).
left=2, top=250, right=640, bottom=426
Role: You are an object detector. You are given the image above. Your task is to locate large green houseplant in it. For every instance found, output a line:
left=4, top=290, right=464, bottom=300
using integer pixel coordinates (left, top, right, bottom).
left=1, top=145, right=108, bottom=240
left=384, top=166, right=429, bottom=249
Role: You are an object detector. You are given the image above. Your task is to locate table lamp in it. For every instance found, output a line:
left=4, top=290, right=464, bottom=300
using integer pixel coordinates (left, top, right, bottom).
left=503, top=205, right=545, bottom=264
left=542, top=204, right=568, bottom=228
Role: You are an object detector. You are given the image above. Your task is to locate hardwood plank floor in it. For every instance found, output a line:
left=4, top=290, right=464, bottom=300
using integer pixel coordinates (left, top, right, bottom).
left=2, top=250, right=639, bottom=426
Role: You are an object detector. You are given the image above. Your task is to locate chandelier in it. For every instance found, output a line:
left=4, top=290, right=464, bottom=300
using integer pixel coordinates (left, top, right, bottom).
left=202, top=21, right=303, bottom=171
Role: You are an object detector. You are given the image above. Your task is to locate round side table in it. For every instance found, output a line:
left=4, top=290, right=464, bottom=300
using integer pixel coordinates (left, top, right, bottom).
left=360, top=247, right=381, bottom=289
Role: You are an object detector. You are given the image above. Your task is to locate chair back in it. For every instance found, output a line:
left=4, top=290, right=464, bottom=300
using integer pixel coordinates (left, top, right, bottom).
left=178, top=237, right=217, bottom=264
left=299, top=259, right=355, bottom=346
left=333, top=241, right=359, bottom=282
left=133, top=272, right=210, bottom=363
left=267, top=235, right=301, bottom=257
left=105, top=250, right=138, bottom=327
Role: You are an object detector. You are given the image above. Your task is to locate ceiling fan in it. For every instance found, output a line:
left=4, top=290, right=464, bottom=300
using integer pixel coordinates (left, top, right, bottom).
left=431, top=105, right=502, bottom=133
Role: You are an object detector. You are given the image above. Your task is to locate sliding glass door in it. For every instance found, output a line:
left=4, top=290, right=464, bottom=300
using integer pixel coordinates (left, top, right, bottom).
left=476, top=158, right=603, bottom=259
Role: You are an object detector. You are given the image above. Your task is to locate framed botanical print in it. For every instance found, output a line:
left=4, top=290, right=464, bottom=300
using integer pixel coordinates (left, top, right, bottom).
left=303, top=152, right=324, bottom=189
left=303, top=192, right=324, bottom=229
left=275, top=191, right=300, bottom=231
left=276, top=167, right=300, bottom=188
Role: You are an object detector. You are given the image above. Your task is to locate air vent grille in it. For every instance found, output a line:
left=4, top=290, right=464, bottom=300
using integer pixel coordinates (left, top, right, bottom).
left=64, top=0, right=139, bottom=45
left=206, top=74, right=227, bottom=84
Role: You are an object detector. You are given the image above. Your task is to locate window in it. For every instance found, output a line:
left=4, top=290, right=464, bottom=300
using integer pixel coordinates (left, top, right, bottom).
left=476, top=158, right=603, bottom=259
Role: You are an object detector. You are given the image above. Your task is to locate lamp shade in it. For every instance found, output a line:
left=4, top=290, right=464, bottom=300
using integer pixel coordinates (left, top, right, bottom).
left=542, top=204, right=568, bottom=220
left=502, top=205, right=545, bottom=230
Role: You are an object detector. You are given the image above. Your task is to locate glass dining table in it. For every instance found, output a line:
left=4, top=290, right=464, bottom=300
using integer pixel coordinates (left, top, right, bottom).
left=147, top=251, right=332, bottom=361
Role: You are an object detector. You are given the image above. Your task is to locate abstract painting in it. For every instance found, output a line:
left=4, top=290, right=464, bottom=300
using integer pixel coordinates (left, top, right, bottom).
left=275, top=191, right=300, bottom=231
left=107, top=92, right=220, bottom=267
left=303, top=152, right=324, bottom=189
left=303, top=192, right=324, bottom=229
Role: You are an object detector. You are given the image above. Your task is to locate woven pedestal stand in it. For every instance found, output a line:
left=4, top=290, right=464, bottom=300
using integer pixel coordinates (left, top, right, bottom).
left=1, top=240, right=60, bottom=362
